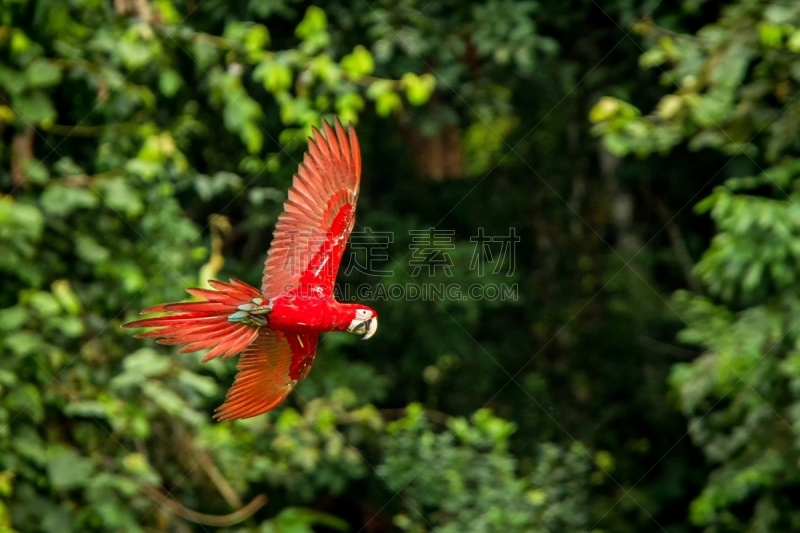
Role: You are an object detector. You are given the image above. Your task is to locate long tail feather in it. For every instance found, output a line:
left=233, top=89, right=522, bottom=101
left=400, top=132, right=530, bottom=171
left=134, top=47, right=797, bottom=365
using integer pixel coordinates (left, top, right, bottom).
left=122, top=279, right=261, bottom=362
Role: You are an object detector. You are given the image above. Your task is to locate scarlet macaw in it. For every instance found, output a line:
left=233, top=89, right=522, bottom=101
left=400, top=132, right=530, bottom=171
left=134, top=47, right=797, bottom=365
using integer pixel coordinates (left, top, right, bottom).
left=123, top=119, right=378, bottom=420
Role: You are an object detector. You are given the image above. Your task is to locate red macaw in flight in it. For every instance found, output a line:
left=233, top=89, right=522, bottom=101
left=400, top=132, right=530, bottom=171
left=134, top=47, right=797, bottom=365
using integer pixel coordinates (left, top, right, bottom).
left=123, top=119, right=378, bottom=421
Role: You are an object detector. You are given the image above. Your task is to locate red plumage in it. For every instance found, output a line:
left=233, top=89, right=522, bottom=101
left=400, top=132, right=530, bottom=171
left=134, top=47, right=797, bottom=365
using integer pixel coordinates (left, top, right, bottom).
left=123, top=119, right=378, bottom=421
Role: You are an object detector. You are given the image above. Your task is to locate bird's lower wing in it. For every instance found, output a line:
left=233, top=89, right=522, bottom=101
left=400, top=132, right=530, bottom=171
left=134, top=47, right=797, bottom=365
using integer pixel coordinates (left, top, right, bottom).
left=214, top=329, right=318, bottom=421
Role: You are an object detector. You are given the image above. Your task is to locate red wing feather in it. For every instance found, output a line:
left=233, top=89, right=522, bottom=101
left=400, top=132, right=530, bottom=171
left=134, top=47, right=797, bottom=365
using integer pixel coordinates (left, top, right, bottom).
left=261, top=118, right=362, bottom=300
left=122, top=279, right=260, bottom=362
left=214, top=329, right=319, bottom=421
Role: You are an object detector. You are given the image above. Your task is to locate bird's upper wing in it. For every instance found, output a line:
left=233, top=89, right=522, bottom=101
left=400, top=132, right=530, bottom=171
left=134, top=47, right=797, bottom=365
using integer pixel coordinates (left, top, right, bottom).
left=214, top=328, right=318, bottom=420
left=261, top=118, right=362, bottom=300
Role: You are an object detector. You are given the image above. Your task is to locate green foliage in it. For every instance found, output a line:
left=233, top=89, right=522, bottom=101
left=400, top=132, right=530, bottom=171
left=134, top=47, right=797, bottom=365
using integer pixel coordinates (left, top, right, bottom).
left=381, top=405, right=590, bottom=532
left=0, top=1, right=595, bottom=531
left=16, top=0, right=800, bottom=530
left=591, top=1, right=800, bottom=160
left=261, top=507, right=349, bottom=533
left=349, top=0, right=556, bottom=172
left=594, top=1, right=800, bottom=531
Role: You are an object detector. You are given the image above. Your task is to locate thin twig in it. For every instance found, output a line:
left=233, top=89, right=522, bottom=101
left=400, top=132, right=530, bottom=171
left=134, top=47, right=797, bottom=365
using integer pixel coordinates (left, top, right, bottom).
left=61, top=168, right=125, bottom=187
left=378, top=408, right=452, bottom=425
left=44, top=122, right=139, bottom=136
left=176, top=427, right=244, bottom=509
left=642, top=187, right=700, bottom=292
left=198, top=453, right=243, bottom=509
left=142, top=486, right=267, bottom=527
left=637, top=335, right=698, bottom=359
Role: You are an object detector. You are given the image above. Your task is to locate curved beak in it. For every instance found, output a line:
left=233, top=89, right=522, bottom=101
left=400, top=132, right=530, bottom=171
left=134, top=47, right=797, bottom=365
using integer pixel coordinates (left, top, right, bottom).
left=347, top=318, right=378, bottom=340
left=363, top=318, right=377, bottom=340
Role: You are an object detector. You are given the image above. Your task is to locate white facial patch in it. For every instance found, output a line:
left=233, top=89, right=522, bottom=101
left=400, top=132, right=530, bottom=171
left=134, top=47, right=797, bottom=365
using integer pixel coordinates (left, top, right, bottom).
left=347, top=309, right=378, bottom=340
left=355, top=309, right=374, bottom=320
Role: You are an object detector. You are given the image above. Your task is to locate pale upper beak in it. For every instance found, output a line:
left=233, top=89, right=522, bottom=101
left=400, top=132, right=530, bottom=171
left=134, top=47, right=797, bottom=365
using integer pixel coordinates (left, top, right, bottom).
left=347, top=317, right=378, bottom=340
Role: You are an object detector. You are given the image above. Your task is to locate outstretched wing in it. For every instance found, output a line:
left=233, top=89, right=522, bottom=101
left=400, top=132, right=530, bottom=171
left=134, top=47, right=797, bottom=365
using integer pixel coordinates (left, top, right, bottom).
left=214, top=328, right=319, bottom=420
left=261, top=118, right=362, bottom=300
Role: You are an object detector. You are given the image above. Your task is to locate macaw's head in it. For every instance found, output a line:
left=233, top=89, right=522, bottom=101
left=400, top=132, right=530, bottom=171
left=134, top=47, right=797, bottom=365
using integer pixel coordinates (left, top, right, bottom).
left=346, top=306, right=378, bottom=340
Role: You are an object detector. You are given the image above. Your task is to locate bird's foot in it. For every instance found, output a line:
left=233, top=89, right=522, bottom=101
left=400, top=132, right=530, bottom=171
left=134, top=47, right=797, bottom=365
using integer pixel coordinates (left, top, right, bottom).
left=228, top=298, right=273, bottom=327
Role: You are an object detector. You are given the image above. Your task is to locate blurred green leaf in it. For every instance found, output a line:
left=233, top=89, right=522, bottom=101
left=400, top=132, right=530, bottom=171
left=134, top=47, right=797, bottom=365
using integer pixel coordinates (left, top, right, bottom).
left=40, top=185, right=98, bottom=216
left=341, top=45, right=374, bottom=81
left=47, top=449, right=94, bottom=490
left=25, top=59, right=62, bottom=88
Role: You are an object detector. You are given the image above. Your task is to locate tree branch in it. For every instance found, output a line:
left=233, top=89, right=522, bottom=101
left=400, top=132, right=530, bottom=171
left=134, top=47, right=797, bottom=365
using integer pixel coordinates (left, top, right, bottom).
left=142, top=486, right=267, bottom=527
left=176, top=426, right=244, bottom=509
left=61, top=168, right=125, bottom=187
left=637, top=335, right=698, bottom=359
left=44, top=123, right=138, bottom=136
left=11, top=126, right=35, bottom=187
left=198, top=453, right=243, bottom=509
left=642, top=188, right=700, bottom=292
left=378, top=408, right=452, bottom=425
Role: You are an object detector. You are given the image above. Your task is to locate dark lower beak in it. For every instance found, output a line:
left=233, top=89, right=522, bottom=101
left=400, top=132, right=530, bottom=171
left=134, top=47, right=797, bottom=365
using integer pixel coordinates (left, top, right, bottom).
left=347, top=318, right=378, bottom=340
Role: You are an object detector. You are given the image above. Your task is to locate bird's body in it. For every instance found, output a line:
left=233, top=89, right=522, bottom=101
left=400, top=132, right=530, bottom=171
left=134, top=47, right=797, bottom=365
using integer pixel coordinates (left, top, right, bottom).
left=123, top=119, right=378, bottom=421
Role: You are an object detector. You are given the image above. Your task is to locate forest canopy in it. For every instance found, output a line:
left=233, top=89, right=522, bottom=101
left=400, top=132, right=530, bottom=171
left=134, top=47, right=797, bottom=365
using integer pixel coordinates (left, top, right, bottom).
left=2, top=0, right=800, bottom=532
